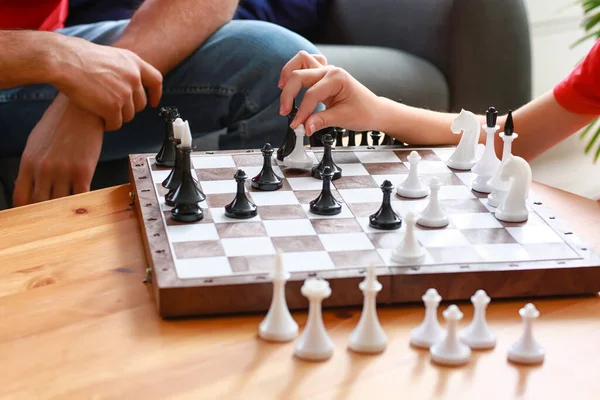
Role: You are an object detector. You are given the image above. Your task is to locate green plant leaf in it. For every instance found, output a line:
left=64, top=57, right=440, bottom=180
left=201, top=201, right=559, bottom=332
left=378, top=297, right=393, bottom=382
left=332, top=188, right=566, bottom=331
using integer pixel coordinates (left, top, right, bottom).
left=584, top=126, right=600, bottom=154
left=584, top=12, right=600, bottom=31
left=570, top=29, right=600, bottom=48
left=579, top=118, right=598, bottom=138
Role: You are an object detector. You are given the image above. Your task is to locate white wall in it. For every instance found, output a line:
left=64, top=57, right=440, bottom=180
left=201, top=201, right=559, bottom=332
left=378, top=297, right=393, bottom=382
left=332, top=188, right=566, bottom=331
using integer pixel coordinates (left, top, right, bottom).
left=525, top=0, right=595, bottom=96
left=524, top=0, right=600, bottom=199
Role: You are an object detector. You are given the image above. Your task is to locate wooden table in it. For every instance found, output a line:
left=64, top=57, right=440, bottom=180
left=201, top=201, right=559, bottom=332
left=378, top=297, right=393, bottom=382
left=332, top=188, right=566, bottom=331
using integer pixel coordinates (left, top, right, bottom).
left=0, top=183, right=598, bottom=399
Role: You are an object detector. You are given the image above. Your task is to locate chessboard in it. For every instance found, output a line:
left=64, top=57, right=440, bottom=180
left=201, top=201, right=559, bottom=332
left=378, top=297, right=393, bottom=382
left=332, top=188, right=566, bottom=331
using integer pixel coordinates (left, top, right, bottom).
left=128, top=146, right=600, bottom=318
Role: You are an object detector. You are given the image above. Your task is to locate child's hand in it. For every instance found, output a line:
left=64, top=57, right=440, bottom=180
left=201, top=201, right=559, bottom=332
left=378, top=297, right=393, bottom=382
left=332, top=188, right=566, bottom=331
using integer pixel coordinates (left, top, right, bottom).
left=278, top=51, right=382, bottom=136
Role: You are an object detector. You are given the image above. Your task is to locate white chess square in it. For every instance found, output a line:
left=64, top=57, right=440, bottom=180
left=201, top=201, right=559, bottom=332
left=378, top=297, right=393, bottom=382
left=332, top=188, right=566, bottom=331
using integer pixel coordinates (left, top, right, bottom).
left=250, top=191, right=299, bottom=206
left=211, top=207, right=262, bottom=224
left=175, top=257, right=232, bottom=279
left=506, top=225, right=563, bottom=244
left=478, top=197, right=497, bottom=213
left=438, top=185, right=476, bottom=200
left=432, top=147, right=455, bottom=161
left=192, top=155, right=236, bottom=169
left=302, top=203, right=355, bottom=219
left=221, top=236, right=276, bottom=257
left=200, top=180, right=238, bottom=194
left=281, top=251, right=335, bottom=272
left=415, top=229, right=470, bottom=247
left=455, top=172, right=477, bottom=187
left=337, top=163, right=370, bottom=176
left=370, top=174, right=408, bottom=187
left=355, top=151, right=400, bottom=163
left=167, top=224, right=219, bottom=242
left=159, top=196, right=172, bottom=211
left=151, top=169, right=172, bottom=183
left=287, top=177, right=323, bottom=191
left=474, top=244, right=531, bottom=262
left=449, top=213, right=503, bottom=229
left=263, top=219, right=317, bottom=237
left=407, top=160, right=452, bottom=174
left=391, top=198, right=429, bottom=216
left=338, top=188, right=384, bottom=204
left=319, top=232, right=374, bottom=252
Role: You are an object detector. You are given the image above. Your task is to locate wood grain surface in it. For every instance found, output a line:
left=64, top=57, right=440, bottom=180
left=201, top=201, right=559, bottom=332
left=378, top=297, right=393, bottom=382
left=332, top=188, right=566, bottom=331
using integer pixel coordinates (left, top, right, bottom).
left=0, top=183, right=598, bottom=399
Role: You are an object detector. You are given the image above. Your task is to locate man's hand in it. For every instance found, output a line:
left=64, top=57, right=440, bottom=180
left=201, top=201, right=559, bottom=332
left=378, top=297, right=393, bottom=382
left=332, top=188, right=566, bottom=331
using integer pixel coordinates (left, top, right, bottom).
left=278, top=51, right=383, bottom=136
left=13, top=94, right=104, bottom=206
left=50, top=35, right=163, bottom=131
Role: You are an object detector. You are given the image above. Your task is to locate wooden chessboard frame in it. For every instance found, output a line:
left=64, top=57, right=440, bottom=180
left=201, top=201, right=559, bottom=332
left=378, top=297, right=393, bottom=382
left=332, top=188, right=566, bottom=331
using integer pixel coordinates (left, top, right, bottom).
left=128, top=147, right=600, bottom=318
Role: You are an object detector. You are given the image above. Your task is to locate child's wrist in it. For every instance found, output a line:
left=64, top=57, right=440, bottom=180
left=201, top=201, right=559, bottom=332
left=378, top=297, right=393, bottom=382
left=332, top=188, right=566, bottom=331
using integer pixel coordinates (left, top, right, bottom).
left=372, top=96, right=403, bottom=134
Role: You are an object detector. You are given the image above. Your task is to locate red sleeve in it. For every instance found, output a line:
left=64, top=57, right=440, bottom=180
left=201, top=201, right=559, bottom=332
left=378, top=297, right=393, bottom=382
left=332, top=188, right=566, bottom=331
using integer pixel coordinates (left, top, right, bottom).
left=554, top=39, right=600, bottom=115
left=0, top=0, right=68, bottom=31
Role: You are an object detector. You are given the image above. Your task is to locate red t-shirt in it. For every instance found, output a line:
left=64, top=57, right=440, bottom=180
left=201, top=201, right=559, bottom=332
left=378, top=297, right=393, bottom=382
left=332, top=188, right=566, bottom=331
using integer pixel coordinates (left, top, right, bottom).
left=0, top=0, right=69, bottom=31
left=554, top=39, right=600, bottom=115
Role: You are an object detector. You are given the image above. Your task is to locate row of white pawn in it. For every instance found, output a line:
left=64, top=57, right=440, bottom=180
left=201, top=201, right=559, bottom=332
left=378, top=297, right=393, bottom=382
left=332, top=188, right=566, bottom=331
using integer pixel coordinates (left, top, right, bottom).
left=258, top=260, right=387, bottom=360
left=412, top=288, right=545, bottom=366
left=258, top=257, right=544, bottom=365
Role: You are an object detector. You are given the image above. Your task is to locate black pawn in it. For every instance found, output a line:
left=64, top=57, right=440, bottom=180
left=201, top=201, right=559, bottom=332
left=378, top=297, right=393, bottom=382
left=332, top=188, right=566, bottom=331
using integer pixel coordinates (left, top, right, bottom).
left=309, top=166, right=342, bottom=215
left=155, top=106, right=180, bottom=167
left=225, top=169, right=258, bottom=219
left=359, top=131, right=369, bottom=146
left=486, top=106, right=498, bottom=128
left=252, top=143, right=283, bottom=191
left=371, top=131, right=382, bottom=146
left=335, top=127, right=345, bottom=147
left=369, top=180, right=402, bottom=230
left=171, top=147, right=206, bottom=223
left=382, top=134, right=394, bottom=146
left=504, top=110, right=514, bottom=136
left=277, top=100, right=298, bottom=161
left=348, top=130, right=357, bottom=146
left=312, top=133, right=342, bottom=180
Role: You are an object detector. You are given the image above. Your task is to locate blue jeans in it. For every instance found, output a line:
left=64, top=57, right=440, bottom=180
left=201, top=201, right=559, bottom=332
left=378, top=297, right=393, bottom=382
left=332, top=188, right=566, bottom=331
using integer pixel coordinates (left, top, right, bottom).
left=0, top=20, right=319, bottom=205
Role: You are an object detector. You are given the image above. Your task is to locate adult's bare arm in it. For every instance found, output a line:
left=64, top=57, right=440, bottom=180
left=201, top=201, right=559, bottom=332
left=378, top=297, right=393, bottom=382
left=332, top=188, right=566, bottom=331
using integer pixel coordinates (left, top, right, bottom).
left=112, top=0, right=239, bottom=74
left=0, top=31, right=60, bottom=89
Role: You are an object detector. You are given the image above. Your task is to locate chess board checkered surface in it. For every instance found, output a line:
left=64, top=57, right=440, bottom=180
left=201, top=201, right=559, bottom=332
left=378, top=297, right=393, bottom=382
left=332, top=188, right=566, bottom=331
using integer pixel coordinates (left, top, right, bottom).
left=129, top=146, right=600, bottom=318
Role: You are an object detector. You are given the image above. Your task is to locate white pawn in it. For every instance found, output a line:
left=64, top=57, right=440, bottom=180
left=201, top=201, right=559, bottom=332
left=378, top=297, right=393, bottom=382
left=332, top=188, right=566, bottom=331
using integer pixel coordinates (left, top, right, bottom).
left=391, top=212, right=426, bottom=264
left=348, top=265, right=387, bottom=354
left=508, top=303, right=545, bottom=365
left=417, top=177, right=448, bottom=228
left=294, top=278, right=334, bottom=361
left=459, top=290, right=496, bottom=349
left=410, top=288, right=446, bottom=349
left=258, top=253, right=298, bottom=342
left=430, top=305, right=471, bottom=366
left=495, top=156, right=531, bottom=223
left=284, top=124, right=314, bottom=170
left=446, top=109, right=480, bottom=170
left=397, top=151, right=430, bottom=198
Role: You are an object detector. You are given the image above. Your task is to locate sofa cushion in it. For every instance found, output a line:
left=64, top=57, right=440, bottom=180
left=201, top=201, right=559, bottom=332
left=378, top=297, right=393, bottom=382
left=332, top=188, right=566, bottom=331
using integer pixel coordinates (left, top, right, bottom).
left=317, top=44, right=449, bottom=111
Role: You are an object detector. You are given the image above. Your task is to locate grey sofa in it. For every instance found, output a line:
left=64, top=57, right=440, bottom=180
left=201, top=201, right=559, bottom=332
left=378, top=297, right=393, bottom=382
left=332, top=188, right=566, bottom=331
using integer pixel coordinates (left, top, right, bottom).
left=0, top=0, right=531, bottom=209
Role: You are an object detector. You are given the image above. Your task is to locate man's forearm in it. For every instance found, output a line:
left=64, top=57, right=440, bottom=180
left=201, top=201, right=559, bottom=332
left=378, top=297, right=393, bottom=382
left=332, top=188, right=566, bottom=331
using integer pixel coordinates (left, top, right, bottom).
left=113, top=0, right=239, bottom=74
left=0, top=31, right=61, bottom=90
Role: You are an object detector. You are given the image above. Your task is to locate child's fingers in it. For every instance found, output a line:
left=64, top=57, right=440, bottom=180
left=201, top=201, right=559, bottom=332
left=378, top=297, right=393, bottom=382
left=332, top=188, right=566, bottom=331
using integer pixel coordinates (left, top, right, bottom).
left=278, top=51, right=327, bottom=89
left=279, top=68, right=329, bottom=116
left=313, top=54, right=328, bottom=66
left=290, top=78, right=338, bottom=129
left=305, top=107, right=346, bottom=136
